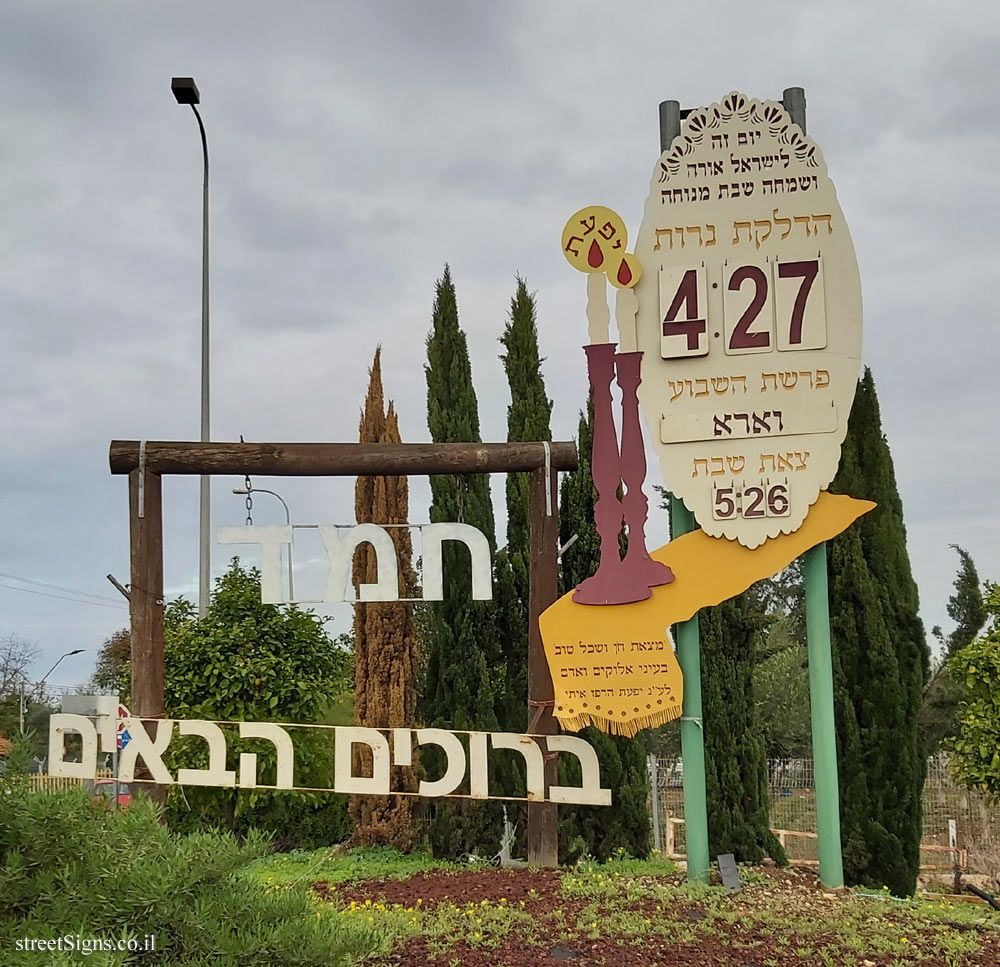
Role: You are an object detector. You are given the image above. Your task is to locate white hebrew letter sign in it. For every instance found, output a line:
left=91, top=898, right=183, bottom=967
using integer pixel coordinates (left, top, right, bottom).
left=49, top=717, right=610, bottom=806
left=217, top=521, right=493, bottom=604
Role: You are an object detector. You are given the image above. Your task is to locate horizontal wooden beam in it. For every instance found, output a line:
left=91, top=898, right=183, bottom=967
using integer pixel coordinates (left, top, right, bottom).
left=109, top=441, right=578, bottom=477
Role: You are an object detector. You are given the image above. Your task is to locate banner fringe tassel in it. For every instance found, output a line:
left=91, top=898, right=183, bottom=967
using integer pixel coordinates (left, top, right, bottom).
left=555, top=704, right=683, bottom=737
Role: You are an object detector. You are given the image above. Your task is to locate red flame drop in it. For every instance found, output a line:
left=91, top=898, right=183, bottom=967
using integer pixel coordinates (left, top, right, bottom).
left=616, top=259, right=633, bottom=286
left=587, top=239, right=604, bottom=268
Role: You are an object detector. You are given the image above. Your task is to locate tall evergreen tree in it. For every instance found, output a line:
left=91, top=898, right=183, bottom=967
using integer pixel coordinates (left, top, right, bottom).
left=696, top=589, right=786, bottom=863
left=660, top=493, right=785, bottom=863
left=420, top=266, right=503, bottom=855
left=495, top=277, right=553, bottom=731
left=940, top=546, right=987, bottom=655
left=921, top=546, right=986, bottom=755
left=557, top=397, right=652, bottom=861
left=350, top=348, right=420, bottom=849
left=828, top=366, right=930, bottom=895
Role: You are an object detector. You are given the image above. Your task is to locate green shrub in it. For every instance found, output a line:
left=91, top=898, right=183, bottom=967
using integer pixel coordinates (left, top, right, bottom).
left=233, top=791, right=352, bottom=851
left=0, top=786, right=370, bottom=966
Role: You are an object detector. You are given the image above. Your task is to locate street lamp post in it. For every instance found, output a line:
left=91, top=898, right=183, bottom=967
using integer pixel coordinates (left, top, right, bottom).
left=171, top=76, right=212, bottom=618
left=20, top=648, right=85, bottom=731
left=232, top=487, right=295, bottom=602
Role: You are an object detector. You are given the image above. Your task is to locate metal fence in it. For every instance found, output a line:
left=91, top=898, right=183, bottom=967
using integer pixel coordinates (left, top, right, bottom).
left=649, top=755, right=1000, bottom=878
left=26, top=770, right=113, bottom=794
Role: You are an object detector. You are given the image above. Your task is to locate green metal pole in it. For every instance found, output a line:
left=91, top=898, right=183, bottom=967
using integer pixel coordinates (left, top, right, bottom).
left=658, top=100, right=709, bottom=885
left=803, top=541, right=844, bottom=888
left=671, top=495, right=710, bottom=883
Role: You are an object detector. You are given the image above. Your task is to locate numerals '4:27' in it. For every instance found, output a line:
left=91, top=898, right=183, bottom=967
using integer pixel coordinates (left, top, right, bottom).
left=660, top=258, right=826, bottom=359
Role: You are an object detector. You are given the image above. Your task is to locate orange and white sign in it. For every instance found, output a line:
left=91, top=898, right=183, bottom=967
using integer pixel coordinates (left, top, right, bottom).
left=633, top=93, right=863, bottom=547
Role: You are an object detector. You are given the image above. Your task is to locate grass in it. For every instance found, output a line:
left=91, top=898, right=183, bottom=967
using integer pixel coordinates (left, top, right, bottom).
left=247, top=845, right=457, bottom=888
left=245, top=849, right=1000, bottom=965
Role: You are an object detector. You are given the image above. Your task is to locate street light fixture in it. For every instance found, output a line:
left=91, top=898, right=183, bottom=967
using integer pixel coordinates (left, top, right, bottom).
left=171, top=76, right=212, bottom=618
left=20, top=648, right=86, bottom=731
left=232, top=487, right=295, bottom=602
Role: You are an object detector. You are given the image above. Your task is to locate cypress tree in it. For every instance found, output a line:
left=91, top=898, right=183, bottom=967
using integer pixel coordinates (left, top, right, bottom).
left=557, top=397, right=652, bottom=861
left=697, top=589, right=786, bottom=863
left=921, top=546, right=986, bottom=755
left=350, top=348, right=420, bottom=850
left=828, top=366, right=930, bottom=895
left=420, top=266, right=503, bottom=855
left=496, top=277, right=553, bottom=731
left=661, top=490, right=785, bottom=863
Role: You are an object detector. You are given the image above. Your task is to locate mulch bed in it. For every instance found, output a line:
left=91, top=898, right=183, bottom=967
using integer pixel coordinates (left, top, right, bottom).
left=312, top=865, right=1000, bottom=967
left=315, top=869, right=563, bottom=910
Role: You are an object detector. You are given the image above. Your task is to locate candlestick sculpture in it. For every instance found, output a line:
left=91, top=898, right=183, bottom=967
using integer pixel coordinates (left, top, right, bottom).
left=561, top=208, right=674, bottom=605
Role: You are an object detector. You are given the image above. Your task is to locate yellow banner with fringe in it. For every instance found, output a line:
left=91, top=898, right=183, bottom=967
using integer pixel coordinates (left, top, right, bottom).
left=540, top=493, right=875, bottom=736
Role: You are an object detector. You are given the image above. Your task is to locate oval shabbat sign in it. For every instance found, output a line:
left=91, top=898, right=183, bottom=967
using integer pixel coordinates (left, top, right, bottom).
left=632, top=92, right=863, bottom=548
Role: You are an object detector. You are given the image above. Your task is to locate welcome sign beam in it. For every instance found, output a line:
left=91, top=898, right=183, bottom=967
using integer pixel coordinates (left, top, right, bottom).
left=109, top=440, right=578, bottom=477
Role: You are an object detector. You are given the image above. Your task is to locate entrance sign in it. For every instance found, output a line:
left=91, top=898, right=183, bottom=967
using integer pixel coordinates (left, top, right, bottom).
left=218, top=521, right=492, bottom=604
left=110, top=439, right=577, bottom=868
left=633, top=92, right=863, bottom=547
left=47, top=714, right=611, bottom=806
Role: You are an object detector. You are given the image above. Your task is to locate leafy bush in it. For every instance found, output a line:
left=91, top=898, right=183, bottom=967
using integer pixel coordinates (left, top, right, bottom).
left=233, top=791, right=352, bottom=851
left=155, top=560, right=354, bottom=845
left=0, top=784, right=370, bottom=966
left=949, top=583, right=1000, bottom=794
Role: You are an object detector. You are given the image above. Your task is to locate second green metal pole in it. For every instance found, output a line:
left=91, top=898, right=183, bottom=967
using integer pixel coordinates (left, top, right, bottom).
left=803, top=541, right=845, bottom=888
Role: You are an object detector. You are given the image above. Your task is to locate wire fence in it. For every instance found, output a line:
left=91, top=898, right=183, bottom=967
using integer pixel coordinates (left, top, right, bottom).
left=649, top=755, right=1000, bottom=880
left=26, top=769, right=113, bottom=794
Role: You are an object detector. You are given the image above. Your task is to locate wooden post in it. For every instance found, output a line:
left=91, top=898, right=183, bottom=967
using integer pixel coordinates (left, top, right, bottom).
left=128, top=468, right=166, bottom=804
left=527, top=463, right=559, bottom=867
left=649, top=755, right=662, bottom=853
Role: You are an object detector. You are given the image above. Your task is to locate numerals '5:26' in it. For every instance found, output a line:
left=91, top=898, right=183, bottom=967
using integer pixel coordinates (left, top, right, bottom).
left=713, top=482, right=790, bottom=520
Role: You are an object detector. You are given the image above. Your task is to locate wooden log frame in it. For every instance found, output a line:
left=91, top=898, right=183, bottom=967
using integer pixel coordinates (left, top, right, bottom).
left=110, top=441, right=578, bottom=476
left=112, top=439, right=577, bottom=865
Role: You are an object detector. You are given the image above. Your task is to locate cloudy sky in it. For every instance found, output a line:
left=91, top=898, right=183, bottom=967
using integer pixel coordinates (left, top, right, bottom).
left=1, top=0, right=997, bottom=690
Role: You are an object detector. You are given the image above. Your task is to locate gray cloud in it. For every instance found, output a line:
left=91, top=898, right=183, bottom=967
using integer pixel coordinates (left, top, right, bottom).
left=1, top=0, right=998, bottom=685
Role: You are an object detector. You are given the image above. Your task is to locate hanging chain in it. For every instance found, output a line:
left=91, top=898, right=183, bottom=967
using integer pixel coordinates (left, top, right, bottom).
left=244, top=473, right=254, bottom=526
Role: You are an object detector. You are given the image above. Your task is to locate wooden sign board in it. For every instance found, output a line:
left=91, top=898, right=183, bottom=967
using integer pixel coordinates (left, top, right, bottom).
left=633, top=92, right=863, bottom=547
